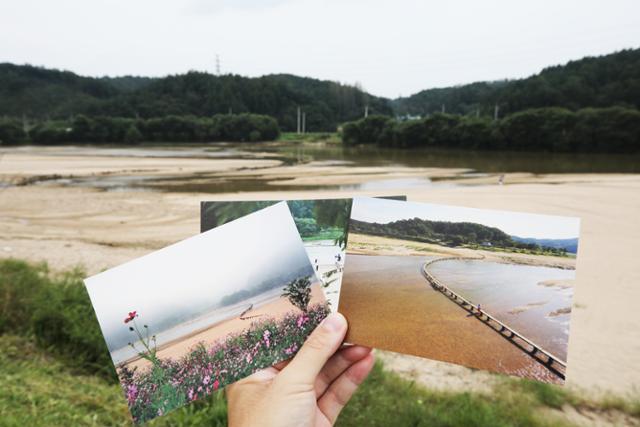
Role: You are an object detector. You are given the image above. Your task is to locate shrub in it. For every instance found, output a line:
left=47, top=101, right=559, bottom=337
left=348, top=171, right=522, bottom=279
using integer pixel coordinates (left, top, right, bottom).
left=0, top=259, right=115, bottom=379
left=0, top=118, right=27, bottom=144
left=282, top=276, right=313, bottom=312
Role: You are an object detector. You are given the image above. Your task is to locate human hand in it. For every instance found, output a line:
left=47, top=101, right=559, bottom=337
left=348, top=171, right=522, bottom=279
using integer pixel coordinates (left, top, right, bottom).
left=226, top=312, right=374, bottom=427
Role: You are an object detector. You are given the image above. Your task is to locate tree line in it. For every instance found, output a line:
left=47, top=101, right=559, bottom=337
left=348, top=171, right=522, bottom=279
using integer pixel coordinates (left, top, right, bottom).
left=341, top=107, right=640, bottom=153
left=350, top=218, right=568, bottom=256
left=0, top=114, right=280, bottom=144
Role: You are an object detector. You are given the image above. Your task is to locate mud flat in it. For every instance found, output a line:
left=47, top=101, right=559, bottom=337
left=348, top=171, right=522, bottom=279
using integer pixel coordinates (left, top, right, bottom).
left=340, top=254, right=560, bottom=383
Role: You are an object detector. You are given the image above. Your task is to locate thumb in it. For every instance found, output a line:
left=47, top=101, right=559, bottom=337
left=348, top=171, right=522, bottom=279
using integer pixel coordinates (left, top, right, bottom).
left=277, top=312, right=347, bottom=386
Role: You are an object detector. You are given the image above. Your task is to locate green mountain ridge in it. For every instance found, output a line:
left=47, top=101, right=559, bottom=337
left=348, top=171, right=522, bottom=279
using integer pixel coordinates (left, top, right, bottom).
left=393, top=48, right=640, bottom=116
left=1, top=48, right=638, bottom=132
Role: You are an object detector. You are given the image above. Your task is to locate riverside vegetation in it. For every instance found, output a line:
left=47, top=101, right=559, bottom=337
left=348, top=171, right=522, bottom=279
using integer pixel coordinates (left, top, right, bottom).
left=341, top=107, right=640, bottom=153
left=1, top=258, right=639, bottom=426
left=2, top=48, right=639, bottom=152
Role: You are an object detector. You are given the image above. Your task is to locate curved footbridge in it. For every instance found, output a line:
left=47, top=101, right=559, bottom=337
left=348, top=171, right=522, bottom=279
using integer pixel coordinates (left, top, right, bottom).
left=421, top=257, right=567, bottom=380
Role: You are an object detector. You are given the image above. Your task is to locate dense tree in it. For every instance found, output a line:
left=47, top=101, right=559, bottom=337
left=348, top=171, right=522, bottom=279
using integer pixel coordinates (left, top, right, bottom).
left=0, top=65, right=389, bottom=132
left=2, top=48, right=638, bottom=142
left=26, top=114, right=279, bottom=144
left=0, top=118, right=26, bottom=144
left=341, top=108, right=640, bottom=153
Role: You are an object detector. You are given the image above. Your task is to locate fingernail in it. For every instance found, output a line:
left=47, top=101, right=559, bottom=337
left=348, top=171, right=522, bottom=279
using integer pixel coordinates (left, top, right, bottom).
left=321, top=313, right=345, bottom=332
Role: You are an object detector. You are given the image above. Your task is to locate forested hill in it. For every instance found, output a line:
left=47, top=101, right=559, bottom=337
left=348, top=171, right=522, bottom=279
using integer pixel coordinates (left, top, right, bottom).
left=0, top=63, right=389, bottom=131
left=1, top=48, right=638, bottom=133
left=350, top=218, right=568, bottom=255
left=393, top=48, right=640, bottom=117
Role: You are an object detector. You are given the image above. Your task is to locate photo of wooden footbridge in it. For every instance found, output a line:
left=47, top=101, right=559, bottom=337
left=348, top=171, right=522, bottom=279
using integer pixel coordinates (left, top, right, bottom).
left=421, top=257, right=567, bottom=380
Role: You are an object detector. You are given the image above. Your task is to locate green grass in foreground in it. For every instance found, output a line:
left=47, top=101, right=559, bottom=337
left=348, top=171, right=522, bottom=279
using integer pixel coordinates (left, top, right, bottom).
left=1, top=258, right=639, bottom=426
left=1, top=334, right=572, bottom=427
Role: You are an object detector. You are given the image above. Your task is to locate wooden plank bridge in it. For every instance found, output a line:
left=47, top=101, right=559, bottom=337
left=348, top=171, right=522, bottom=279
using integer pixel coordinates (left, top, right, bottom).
left=421, top=257, right=567, bottom=380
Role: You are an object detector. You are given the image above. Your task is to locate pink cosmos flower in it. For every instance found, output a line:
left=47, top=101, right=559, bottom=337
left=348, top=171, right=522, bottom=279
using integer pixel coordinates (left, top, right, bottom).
left=124, top=311, right=137, bottom=324
left=298, top=314, right=310, bottom=328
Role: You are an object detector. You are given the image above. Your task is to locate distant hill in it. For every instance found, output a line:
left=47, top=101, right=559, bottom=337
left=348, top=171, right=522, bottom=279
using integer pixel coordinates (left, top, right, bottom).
left=350, top=218, right=569, bottom=256
left=511, top=236, right=579, bottom=254
left=0, top=63, right=117, bottom=119
left=0, top=64, right=390, bottom=131
left=393, top=48, right=640, bottom=117
left=2, top=48, right=638, bottom=133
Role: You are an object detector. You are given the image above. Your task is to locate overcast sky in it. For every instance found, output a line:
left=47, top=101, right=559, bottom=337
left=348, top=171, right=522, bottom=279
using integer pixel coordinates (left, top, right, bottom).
left=351, top=197, right=580, bottom=239
left=1, top=0, right=638, bottom=98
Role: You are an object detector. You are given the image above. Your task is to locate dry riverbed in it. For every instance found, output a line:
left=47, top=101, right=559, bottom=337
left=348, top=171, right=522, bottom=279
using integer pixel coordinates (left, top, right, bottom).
left=1, top=146, right=639, bottom=401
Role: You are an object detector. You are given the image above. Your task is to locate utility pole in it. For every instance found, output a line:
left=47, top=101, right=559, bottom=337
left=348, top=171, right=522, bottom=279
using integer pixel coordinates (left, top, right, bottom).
left=364, top=105, right=369, bottom=118
left=493, top=104, right=500, bottom=121
left=302, top=112, right=306, bottom=134
left=296, top=107, right=301, bottom=134
left=441, top=104, right=445, bottom=114
left=476, top=108, right=480, bottom=118
left=216, top=54, right=221, bottom=75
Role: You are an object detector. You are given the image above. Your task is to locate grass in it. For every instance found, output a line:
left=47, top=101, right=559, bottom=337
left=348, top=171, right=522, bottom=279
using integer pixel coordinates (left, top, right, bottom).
left=339, top=363, right=572, bottom=427
left=1, top=258, right=638, bottom=426
left=0, top=333, right=580, bottom=427
left=0, top=334, right=228, bottom=427
left=277, top=132, right=341, bottom=144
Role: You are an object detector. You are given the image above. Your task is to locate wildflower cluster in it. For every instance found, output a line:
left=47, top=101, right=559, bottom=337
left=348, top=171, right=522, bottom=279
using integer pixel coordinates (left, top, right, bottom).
left=118, top=303, right=330, bottom=424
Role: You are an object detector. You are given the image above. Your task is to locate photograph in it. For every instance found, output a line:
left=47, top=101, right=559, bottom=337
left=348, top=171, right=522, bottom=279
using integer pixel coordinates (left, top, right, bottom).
left=339, top=197, right=580, bottom=384
left=201, top=196, right=405, bottom=309
left=84, top=202, right=328, bottom=423
left=2, top=0, right=639, bottom=425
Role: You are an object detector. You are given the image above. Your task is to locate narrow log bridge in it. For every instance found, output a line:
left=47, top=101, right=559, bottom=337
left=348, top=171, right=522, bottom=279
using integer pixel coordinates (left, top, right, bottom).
left=421, top=257, right=567, bottom=380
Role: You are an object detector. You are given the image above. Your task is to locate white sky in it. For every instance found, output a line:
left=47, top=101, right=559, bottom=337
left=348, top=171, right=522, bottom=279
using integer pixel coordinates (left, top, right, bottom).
left=351, top=197, right=580, bottom=239
left=1, top=0, right=638, bottom=98
left=84, top=202, right=311, bottom=343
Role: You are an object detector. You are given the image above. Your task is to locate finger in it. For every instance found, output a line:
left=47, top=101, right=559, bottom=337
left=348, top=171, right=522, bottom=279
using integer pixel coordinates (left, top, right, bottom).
left=318, top=352, right=375, bottom=425
left=278, top=312, right=347, bottom=386
left=315, top=345, right=372, bottom=397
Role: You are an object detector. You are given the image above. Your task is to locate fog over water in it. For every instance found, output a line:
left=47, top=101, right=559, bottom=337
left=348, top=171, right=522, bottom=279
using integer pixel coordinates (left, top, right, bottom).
left=85, top=202, right=314, bottom=353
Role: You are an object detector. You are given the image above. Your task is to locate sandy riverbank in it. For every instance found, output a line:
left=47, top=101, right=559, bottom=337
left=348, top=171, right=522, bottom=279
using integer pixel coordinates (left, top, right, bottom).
left=1, top=148, right=639, bottom=397
left=346, top=233, right=576, bottom=270
left=124, top=284, right=326, bottom=372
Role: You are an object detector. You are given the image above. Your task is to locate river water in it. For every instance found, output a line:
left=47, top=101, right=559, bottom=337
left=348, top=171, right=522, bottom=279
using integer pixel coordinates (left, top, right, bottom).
left=7, top=142, right=640, bottom=193
left=428, top=260, right=575, bottom=361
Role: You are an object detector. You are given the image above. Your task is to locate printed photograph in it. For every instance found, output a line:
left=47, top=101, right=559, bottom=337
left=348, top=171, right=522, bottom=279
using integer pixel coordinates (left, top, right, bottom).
left=85, top=202, right=328, bottom=424
left=201, top=196, right=405, bottom=309
left=339, top=197, right=580, bottom=384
